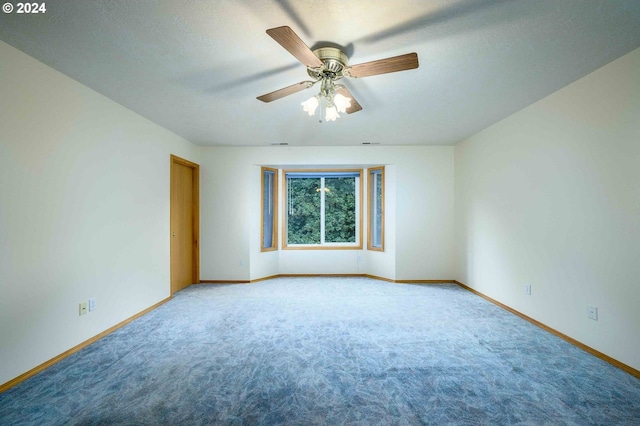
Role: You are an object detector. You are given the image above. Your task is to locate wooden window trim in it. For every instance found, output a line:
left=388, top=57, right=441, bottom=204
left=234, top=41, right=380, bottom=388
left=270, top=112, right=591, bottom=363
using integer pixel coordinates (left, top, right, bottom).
left=261, top=167, right=278, bottom=252
left=282, top=168, right=363, bottom=250
left=367, top=166, right=385, bottom=252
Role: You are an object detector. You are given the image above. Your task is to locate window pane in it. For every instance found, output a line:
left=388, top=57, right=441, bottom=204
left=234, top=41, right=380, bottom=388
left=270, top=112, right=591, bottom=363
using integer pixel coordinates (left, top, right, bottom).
left=261, top=168, right=277, bottom=250
left=284, top=170, right=362, bottom=249
left=373, top=173, right=382, bottom=247
left=368, top=167, right=384, bottom=250
left=325, top=177, right=356, bottom=243
left=287, top=177, right=321, bottom=244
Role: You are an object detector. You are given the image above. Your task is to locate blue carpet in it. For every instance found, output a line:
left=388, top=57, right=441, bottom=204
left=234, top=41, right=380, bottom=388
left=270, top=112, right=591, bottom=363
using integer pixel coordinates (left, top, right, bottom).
left=1, top=277, right=639, bottom=425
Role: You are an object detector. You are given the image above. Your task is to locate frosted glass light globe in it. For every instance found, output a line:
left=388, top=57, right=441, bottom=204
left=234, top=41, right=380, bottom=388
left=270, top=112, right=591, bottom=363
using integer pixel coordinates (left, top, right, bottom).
left=333, top=93, right=352, bottom=114
left=301, top=96, right=319, bottom=116
left=325, top=106, right=339, bottom=121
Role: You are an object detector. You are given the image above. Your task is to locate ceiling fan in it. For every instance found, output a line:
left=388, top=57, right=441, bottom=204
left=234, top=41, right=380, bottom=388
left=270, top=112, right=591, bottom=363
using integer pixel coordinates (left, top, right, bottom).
left=257, top=26, right=419, bottom=121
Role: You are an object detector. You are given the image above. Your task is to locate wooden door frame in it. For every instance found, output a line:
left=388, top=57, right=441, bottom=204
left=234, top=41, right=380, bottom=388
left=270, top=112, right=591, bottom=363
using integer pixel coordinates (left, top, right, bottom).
left=170, top=154, right=200, bottom=295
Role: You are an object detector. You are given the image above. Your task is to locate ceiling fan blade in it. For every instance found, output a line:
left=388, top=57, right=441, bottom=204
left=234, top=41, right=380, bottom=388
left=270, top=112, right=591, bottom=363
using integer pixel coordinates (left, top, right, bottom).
left=266, top=26, right=323, bottom=68
left=347, top=53, right=418, bottom=78
left=335, top=86, right=362, bottom=114
left=257, top=81, right=314, bottom=103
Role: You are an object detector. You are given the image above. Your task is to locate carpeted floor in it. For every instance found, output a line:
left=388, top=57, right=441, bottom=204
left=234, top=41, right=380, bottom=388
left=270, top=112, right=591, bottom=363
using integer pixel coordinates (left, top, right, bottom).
left=1, top=277, right=639, bottom=425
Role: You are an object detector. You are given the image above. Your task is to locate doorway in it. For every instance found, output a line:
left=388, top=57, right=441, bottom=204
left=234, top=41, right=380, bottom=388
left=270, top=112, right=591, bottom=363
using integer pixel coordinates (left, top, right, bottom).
left=170, top=155, right=200, bottom=295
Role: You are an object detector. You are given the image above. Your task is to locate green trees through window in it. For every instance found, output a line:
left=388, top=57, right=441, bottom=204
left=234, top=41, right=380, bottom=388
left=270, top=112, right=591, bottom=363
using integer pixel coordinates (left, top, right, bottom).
left=285, top=170, right=362, bottom=248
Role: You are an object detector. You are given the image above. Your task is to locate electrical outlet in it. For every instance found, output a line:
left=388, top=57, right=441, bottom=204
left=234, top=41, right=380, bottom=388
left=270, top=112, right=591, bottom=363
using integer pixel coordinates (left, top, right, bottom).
left=88, top=298, right=96, bottom=312
left=587, top=305, right=598, bottom=321
left=79, top=302, right=88, bottom=316
left=524, top=284, right=532, bottom=295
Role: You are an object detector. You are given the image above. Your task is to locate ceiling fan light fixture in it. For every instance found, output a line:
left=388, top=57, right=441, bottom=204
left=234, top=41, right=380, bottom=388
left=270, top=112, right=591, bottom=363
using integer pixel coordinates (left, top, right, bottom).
left=300, top=78, right=352, bottom=121
left=259, top=27, right=418, bottom=119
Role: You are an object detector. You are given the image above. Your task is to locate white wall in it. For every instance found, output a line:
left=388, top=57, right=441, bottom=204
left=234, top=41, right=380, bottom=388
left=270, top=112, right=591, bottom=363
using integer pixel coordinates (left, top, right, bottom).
left=395, top=147, right=455, bottom=280
left=455, top=47, right=640, bottom=370
left=199, top=146, right=455, bottom=282
left=0, top=41, right=199, bottom=385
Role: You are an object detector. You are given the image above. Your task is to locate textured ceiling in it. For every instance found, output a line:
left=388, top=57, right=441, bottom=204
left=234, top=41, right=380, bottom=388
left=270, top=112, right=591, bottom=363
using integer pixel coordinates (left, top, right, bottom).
left=1, top=0, right=639, bottom=147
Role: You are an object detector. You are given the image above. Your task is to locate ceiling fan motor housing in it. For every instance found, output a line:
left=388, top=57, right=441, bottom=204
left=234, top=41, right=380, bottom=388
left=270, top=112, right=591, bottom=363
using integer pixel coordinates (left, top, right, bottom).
left=307, top=47, right=348, bottom=80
